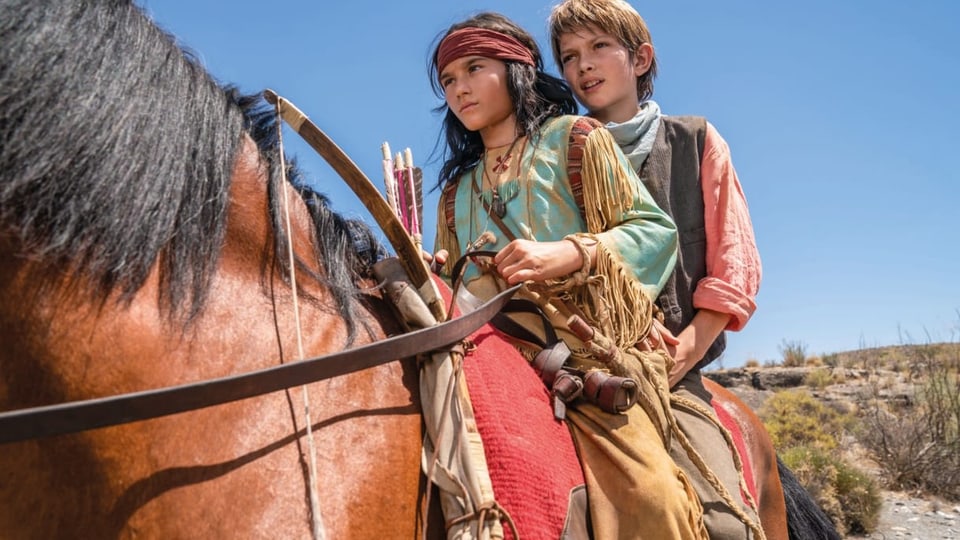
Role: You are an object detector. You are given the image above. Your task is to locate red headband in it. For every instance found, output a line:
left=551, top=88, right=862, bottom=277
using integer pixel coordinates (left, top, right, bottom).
left=436, top=27, right=536, bottom=79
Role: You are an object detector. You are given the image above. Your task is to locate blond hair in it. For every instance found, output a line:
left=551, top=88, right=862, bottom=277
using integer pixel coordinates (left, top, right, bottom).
left=549, top=0, right=658, bottom=101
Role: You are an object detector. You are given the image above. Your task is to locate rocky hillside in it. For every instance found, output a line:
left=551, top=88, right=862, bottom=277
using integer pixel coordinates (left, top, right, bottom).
left=704, top=343, right=960, bottom=538
left=705, top=343, right=960, bottom=411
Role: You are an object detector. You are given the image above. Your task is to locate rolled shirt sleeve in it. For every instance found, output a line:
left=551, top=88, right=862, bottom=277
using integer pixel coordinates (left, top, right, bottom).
left=693, top=123, right=761, bottom=331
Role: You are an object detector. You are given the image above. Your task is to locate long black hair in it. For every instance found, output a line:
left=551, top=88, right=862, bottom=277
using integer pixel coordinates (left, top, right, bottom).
left=428, top=12, right=578, bottom=190
left=0, top=0, right=380, bottom=335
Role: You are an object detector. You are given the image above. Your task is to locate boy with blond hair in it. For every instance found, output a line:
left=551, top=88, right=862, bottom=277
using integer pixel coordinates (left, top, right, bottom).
left=550, top=1, right=764, bottom=538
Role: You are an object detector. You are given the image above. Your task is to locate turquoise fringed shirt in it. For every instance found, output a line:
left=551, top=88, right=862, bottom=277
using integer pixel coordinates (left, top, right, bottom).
left=437, top=115, right=677, bottom=303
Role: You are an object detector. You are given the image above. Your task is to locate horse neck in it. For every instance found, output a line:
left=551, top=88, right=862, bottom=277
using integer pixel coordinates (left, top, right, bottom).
left=0, top=138, right=347, bottom=400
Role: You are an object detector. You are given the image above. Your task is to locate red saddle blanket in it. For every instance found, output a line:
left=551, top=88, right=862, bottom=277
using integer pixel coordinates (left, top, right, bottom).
left=436, top=279, right=582, bottom=539
left=711, top=393, right=759, bottom=505
left=461, top=326, right=582, bottom=539
left=435, top=278, right=756, bottom=538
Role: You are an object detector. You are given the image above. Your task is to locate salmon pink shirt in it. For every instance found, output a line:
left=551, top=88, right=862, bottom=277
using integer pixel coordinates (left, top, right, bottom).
left=694, top=123, right=761, bottom=332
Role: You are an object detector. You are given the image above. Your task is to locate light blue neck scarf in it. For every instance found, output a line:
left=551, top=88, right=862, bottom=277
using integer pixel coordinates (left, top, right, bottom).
left=603, top=100, right=662, bottom=172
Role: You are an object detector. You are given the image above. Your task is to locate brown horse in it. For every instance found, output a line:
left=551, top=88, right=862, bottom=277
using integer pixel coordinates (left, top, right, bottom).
left=704, top=378, right=788, bottom=539
left=0, top=2, right=837, bottom=539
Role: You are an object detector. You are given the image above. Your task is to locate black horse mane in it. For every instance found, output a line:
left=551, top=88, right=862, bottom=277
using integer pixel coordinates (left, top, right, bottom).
left=0, top=1, right=383, bottom=337
left=240, top=95, right=388, bottom=340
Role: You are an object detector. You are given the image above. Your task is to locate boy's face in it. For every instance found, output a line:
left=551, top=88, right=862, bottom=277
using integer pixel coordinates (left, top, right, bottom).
left=557, top=26, right=651, bottom=124
left=440, top=55, right=516, bottom=140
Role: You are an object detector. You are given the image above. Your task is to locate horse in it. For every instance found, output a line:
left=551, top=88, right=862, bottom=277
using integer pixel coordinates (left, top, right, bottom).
left=0, top=2, right=836, bottom=539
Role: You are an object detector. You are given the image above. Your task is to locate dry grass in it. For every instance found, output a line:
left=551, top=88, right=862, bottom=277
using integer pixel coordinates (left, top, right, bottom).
left=744, top=340, right=960, bottom=533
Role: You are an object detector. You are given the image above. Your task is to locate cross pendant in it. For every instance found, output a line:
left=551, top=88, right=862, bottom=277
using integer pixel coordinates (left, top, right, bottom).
left=492, top=153, right=511, bottom=174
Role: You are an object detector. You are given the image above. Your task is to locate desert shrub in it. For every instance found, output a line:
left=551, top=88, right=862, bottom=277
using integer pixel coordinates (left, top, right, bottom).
left=805, top=355, right=823, bottom=367
left=858, top=346, right=960, bottom=500
left=780, top=446, right=882, bottom=536
left=834, top=460, right=883, bottom=534
left=744, top=358, right=760, bottom=368
left=878, top=347, right=908, bottom=372
left=780, top=339, right=808, bottom=367
left=760, top=389, right=851, bottom=450
left=822, top=353, right=841, bottom=368
left=803, top=368, right=834, bottom=390
left=780, top=446, right=842, bottom=533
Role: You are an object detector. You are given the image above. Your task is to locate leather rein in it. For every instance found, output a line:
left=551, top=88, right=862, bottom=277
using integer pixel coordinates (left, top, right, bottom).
left=0, top=284, right=518, bottom=444
left=0, top=91, right=518, bottom=444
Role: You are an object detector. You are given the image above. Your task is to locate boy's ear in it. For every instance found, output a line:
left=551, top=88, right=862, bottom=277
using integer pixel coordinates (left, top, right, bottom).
left=632, top=42, right=654, bottom=77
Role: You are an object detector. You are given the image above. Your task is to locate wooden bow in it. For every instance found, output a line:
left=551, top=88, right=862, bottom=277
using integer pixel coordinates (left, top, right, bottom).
left=263, top=89, right=444, bottom=321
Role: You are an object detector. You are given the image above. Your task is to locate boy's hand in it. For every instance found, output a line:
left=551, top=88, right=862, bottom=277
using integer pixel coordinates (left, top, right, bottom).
left=423, top=249, right=448, bottom=274
left=667, top=339, right=696, bottom=388
left=667, top=310, right=731, bottom=388
left=493, top=239, right=582, bottom=285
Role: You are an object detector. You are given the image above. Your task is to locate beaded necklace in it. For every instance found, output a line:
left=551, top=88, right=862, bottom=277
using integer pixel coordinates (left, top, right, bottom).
left=477, top=136, right=528, bottom=218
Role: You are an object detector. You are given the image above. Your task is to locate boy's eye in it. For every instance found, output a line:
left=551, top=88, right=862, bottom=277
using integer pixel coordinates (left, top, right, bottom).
left=560, top=54, right=575, bottom=65
left=594, top=41, right=608, bottom=50
left=441, top=76, right=454, bottom=88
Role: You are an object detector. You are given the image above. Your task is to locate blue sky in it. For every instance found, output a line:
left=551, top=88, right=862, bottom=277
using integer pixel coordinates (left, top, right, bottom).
left=138, top=0, right=959, bottom=367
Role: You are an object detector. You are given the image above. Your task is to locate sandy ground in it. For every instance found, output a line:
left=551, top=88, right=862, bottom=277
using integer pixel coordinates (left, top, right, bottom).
left=847, top=490, right=959, bottom=539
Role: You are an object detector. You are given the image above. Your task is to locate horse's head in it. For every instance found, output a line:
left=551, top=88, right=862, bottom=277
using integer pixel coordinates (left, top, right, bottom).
left=0, top=3, right=423, bottom=537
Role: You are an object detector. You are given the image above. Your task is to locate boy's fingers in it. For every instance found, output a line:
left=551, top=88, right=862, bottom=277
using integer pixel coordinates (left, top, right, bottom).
left=429, top=249, right=448, bottom=273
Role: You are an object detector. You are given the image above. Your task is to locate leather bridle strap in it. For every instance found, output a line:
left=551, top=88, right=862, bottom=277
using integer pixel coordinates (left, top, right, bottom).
left=0, top=284, right=521, bottom=445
